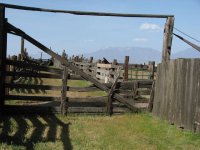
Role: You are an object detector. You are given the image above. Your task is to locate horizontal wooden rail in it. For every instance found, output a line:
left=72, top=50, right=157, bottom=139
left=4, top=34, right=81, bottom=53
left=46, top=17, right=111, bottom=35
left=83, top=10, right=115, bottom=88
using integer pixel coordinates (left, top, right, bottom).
left=0, top=3, right=173, bottom=18
left=104, top=80, right=153, bottom=89
left=68, top=75, right=83, bottom=80
left=6, top=71, right=61, bottom=79
left=4, top=105, right=130, bottom=114
left=5, top=83, right=61, bottom=90
left=68, top=86, right=99, bottom=92
left=69, top=96, right=107, bottom=102
left=5, top=95, right=60, bottom=101
left=6, top=59, right=62, bottom=74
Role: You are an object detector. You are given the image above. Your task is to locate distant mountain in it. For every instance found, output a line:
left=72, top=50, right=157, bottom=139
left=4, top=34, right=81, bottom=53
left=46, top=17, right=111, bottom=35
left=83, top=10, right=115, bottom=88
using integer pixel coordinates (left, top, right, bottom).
left=84, top=47, right=162, bottom=64
left=171, top=48, right=200, bottom=59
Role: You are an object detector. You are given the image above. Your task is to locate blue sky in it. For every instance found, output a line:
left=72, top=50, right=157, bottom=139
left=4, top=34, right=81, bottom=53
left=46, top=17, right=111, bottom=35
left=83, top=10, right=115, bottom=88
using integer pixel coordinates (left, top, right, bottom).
left=2, top=0, right=200, bottom=58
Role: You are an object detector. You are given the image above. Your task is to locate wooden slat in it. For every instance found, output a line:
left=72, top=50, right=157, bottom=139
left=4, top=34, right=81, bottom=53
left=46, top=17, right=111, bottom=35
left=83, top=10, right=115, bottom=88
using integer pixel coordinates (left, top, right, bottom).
left=4, top=105, right=131, bottom=114
left=148, top=81, right=155, bottom=112
left=68, top=96, right=107, bottom=102
left=5, top=95, right=60, bottom=101
left=60, top=66, right=67, bottom=114
left=67, top=86, right=99, bottom=92
left=4, top=105, right=60, bottom=114
left=107, top=75, right=119, bottom=115
left=6, top=59, right=62, bottom=74
left=0, top=3, right=173, bottom=18
left=6, top=71, right=61, bottom=79
left=5, top=83, right=61, bottom=90
left=116, top=89, right=151, bottom=96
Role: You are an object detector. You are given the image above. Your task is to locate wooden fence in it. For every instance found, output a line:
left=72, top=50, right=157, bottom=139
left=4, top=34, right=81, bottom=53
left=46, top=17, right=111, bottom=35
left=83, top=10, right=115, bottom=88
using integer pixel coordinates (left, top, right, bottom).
left=153, top=58, right=200, bottom=133
left=53, top=55, right=156, bottom=83
left=4, top=54, right=153, bottom=114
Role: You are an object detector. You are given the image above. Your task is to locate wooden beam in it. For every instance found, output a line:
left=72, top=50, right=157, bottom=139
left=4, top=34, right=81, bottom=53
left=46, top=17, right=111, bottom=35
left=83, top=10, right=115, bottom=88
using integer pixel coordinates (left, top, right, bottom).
left=148, top=81, right=155, bottom=112
left=107, top=75, right=119, bottom=115
left=124, top=56, right=129, bottom=81
left=148, top=61, right=155, bottom=80
left=21, top=37, right=24, bottom=57
left=60, top=66, right=68, bottom=115
left=0, top=6, right=6, bottom=114
left=67, top=86, right=99, bottom=92
left=6, top=71, right=61, bottom=79
left=162, top=17, right=174, bottom=62
left=5, top=83, right=61, bottom=90
left=173, top=33, right=200, bottom=53
left=0, top=3, right=173, bottom=18
left=6, top=59, right=62, bottom=74
left=5, top=95, right=60, bottom=101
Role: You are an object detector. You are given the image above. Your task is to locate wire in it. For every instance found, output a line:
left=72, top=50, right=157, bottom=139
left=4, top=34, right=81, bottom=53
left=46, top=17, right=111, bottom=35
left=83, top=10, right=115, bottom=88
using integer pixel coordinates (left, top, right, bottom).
left=174, top=27, right=200, bottom=43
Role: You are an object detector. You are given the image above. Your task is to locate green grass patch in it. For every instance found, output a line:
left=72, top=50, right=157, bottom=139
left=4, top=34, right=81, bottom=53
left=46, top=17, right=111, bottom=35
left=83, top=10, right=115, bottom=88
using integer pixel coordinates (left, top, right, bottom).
left=1, top=113, right=200, bottom=150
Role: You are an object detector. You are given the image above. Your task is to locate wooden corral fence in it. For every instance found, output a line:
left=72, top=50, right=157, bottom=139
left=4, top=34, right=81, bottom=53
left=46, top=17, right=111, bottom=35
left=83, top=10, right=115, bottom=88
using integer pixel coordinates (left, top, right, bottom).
left=153, top=59, right=200, bottom=133
left=4, top=53, right=153, bottom=114
left=54, top=55, right=156, bottom=83
left=0, top=3, right=175, bottom=115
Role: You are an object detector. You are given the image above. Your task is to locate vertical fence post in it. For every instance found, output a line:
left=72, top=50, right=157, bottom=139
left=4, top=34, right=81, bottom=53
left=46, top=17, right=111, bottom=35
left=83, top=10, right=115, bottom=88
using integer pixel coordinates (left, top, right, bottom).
left=21, top=37, right=24, bottom=60
left=124, top=56, right=129, bottom=81
left=148, top=61, right=155, bottom=80
left=0, top=6, right=7, bottom=114
left=162, top=17, right=174, bottom=62
left=60, top=66, right=68, bottom=115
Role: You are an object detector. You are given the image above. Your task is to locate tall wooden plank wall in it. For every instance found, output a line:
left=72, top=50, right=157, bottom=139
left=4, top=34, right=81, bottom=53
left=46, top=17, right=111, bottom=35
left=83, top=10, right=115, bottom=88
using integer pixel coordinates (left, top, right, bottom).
left=153, top=58, right=200, bottom=133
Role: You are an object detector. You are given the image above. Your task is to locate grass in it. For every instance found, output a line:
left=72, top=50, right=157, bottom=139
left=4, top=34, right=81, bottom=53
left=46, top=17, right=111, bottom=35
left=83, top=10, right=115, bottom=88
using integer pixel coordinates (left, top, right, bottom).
left=4, top=76, right=200, bottom=149
left=1, top=113, right=200, bottom=150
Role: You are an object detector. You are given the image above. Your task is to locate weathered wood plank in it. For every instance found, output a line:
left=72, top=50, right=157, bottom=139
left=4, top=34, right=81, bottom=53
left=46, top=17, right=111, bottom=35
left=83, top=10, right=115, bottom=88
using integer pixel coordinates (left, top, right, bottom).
left=5, top=95, right=60, bottom=101
left=5, top=83, right=61, bottom=90
left=60, top=66, right=67, bottom=114
left=0, top=3, right=173, bottom=18
left=67, top=86, right=99, bottom=92
left=148, top=81, right=155, bottom=112
left=6, top=71, right=61, bottom=79
left=162, top=17, right=174, bottom=62
left=124, top=56, right=129, bottom=81
left=107, top=75, right=119, bottom=115
left=6, top=59, right=62, bottom=74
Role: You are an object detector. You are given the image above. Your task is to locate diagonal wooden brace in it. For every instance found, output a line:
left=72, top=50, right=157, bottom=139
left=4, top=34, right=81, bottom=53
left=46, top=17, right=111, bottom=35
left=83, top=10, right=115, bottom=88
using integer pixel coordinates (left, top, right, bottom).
left=106, top=75, right=120, bottom=115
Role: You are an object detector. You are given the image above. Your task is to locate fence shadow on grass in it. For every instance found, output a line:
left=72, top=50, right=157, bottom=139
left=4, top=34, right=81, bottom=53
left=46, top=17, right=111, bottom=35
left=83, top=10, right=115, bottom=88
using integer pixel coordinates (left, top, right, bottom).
left=0, top=114, right=72, bottom=150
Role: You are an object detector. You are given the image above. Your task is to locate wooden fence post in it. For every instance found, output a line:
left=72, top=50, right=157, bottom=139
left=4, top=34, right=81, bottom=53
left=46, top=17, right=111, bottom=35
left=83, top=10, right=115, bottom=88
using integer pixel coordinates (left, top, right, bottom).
left=124, top=56, right=129, bottom=81
left=162, top=17, right=174, bottom=62
left=21, top=37, right=24, bottom=60
left=148, top=81, right=155, bottom=112
left=60, top=66, right=68, bottom=115
left=0, top=6, right=7, bottom=114
left=148, top=61, right=155, bottom=80
left=89, top=57, right=93, bottom=63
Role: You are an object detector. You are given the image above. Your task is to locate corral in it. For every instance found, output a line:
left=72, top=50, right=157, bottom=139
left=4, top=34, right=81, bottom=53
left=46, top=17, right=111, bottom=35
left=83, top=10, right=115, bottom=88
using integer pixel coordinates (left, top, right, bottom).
left=0, top=3, right=200, bottom=137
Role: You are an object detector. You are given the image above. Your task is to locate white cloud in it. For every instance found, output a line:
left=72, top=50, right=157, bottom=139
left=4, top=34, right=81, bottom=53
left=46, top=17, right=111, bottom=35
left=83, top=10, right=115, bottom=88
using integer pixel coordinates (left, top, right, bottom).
left=132, top=38, right=148, bottom=42
left=139, top=23, right=162, bottom=31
